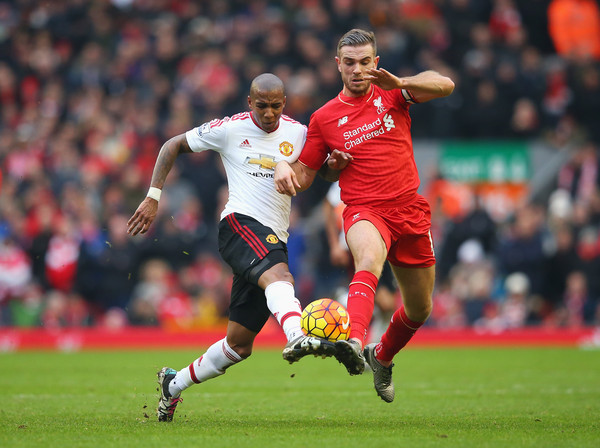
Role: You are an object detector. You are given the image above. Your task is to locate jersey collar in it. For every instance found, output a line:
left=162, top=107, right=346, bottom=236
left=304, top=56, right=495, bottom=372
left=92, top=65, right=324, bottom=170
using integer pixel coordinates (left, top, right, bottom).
left=250, top=112, right=280, bottom=133
left=337, top=85, right=376, bottom=106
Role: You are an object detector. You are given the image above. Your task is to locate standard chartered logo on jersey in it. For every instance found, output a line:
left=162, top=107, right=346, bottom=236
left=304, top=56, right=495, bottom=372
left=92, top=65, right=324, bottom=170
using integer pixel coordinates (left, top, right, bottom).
left=343, top=113, right=395, bottom=150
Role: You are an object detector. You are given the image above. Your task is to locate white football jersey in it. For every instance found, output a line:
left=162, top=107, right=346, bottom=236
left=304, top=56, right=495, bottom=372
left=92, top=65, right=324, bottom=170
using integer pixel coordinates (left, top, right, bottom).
left=186, top=112, right=306, bottom=242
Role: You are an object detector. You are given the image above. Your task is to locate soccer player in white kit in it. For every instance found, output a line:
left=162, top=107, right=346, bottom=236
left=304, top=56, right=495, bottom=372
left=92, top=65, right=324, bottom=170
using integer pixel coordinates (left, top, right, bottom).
left=127, top=74, right=349, bottom=422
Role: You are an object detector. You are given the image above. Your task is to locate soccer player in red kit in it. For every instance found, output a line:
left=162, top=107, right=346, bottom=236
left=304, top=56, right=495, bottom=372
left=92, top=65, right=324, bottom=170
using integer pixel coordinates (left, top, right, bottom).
left=274, top=29, right=454, bottom=403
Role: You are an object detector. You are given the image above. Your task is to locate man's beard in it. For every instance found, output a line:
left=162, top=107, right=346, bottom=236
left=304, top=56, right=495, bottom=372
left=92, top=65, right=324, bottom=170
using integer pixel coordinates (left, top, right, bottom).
left=344, top=79, right=370, bottom=96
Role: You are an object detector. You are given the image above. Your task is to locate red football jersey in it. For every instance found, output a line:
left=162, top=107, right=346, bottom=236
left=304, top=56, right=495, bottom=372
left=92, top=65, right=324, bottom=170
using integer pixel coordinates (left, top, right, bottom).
left=300, top=85, right=420, bottom=207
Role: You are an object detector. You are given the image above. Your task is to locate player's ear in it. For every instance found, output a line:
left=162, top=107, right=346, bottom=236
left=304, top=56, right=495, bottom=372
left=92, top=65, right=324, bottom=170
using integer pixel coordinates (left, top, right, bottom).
left=335, top=56, right=341, bottom=73
left=247, top=95, right=252, bottom=109
left=374, top=55, right=380, bottom=68
left=282, top=96, right=286, bottom=109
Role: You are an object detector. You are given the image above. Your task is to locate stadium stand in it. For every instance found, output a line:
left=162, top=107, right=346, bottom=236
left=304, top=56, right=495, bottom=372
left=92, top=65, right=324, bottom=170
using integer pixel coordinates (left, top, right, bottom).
left=0, top=0, right=598, bottom=333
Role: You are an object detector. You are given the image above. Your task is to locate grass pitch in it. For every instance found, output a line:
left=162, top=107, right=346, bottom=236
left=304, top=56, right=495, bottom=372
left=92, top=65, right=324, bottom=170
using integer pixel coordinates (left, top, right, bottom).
left=1, top=347, right=599, bottom=447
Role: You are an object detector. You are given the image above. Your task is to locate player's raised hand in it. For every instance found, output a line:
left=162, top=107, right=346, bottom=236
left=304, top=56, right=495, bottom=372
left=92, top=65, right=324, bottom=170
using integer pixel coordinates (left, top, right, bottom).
left=274, top=161, right=301, bottom=196
left=127, top=198, right=159, bottom=236
left=365, top=68, right=401, bottom=91
left=327, top=149, right=353, bottom=171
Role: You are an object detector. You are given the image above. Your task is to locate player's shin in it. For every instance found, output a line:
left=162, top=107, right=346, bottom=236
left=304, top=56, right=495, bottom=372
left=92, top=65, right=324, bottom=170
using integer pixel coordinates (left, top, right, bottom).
left=375, top=306, right=424, bottom=362
left=265, top=281, right=303, bottom=341
left=346, top=270, right=378, bottom=345
left=169, top=338, right=243, bottom=397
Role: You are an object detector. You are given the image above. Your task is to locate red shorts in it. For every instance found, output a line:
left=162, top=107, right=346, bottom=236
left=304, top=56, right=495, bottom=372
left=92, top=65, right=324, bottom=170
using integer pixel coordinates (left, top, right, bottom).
left=342, top=195, right=436, bottom=268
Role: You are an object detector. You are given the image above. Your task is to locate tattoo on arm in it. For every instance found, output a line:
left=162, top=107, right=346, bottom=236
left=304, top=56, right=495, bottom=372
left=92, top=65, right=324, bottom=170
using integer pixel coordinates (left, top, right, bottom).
left=150, top=135, right=191, bottom=189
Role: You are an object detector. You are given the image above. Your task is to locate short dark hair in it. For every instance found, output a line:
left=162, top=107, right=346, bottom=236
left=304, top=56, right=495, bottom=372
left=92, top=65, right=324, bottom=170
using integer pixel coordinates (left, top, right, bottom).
left=249, top=73, right=285, bottom=99
left=337, top=29, right=376, bottom=57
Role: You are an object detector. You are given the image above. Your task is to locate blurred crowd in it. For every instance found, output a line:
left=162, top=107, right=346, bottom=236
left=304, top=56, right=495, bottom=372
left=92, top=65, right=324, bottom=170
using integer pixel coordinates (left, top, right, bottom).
left=0, top=0, right=599, bottom=331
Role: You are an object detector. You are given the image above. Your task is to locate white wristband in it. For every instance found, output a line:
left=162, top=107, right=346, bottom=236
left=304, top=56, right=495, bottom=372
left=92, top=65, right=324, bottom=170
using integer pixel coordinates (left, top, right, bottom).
left=147, top=187, right=162, bottom=202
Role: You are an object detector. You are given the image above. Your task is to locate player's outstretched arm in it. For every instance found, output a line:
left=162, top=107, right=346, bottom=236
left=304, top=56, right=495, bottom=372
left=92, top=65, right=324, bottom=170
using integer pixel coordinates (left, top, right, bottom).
left=365, top=68, right=454, bottom=103
left=127, top=134, right=192, bottom=236
left=274, top=160, right=318, bottom=197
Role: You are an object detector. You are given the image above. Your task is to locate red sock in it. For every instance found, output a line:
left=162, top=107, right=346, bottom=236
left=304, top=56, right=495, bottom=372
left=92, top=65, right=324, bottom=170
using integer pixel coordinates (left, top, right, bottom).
left=347, top=270, right=378, bottom=344
left=375, top=306, right=424, bottom=362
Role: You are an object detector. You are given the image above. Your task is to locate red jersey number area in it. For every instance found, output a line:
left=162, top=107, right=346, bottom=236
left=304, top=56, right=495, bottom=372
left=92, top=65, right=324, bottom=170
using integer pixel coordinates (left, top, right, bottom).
left=342, top=195, right=435, bottom=268
left=300, top=85, right=419, bottom=207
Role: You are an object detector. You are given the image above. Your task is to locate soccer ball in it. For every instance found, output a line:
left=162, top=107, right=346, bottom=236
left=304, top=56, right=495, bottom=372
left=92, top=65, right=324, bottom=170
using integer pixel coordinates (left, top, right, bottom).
left=301, top=298, right=350, bottom=342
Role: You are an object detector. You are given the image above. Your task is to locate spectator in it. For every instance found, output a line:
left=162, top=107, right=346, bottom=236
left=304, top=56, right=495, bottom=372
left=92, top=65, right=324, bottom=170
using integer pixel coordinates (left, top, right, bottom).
left=44, top=215, right=81, bottom=293
left=497, top=204, right=546, bottom=296
left=557, top=142, right=599, bottom=206
left=543, top=223, right=582, bottom=320
left=0, top=234, right=32, bottom=324
left=128, top=258, right=173, bottom=326
left=509, top=97, right=541, bottom=139
left=437, top=196, right=497, bottom=283
left=500, top=271, right=533, bottom=328
left=76, top=213, right=139, bottom=317
left=489, top=0, right=522, bottom=45
left=548, top=0, right=600, bottom=62
left=450, top=239, right=496, bottom=325
left=461, top=79, right=512, bottom=138
left=560, top=271, right=590, bottom=327
left=569, top=65, right=600, bottom=143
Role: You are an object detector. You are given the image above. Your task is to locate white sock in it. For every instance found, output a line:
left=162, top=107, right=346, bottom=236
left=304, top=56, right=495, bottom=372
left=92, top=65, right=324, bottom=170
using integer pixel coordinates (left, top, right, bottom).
left=265, top=281, right=303, bottom=342
left=169, top=338, right=243, bottom=397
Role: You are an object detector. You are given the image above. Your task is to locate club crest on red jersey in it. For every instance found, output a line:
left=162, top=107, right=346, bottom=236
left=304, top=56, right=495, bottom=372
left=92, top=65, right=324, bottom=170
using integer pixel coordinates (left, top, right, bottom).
left=373, top=96, right=387, bottom=114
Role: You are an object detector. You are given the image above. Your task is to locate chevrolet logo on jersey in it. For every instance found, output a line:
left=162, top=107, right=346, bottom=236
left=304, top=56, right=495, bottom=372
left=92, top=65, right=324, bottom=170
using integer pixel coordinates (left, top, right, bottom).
left=245, top=155, right=276, bottom=170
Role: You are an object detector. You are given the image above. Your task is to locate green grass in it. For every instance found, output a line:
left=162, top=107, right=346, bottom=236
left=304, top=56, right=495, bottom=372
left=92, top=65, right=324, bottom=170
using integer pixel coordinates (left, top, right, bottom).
left=1, top=347, right=599, bottom=447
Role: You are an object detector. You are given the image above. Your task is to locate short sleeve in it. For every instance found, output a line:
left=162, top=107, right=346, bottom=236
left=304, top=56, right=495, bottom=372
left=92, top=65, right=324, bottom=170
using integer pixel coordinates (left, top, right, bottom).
left=298, top=111, right=329, bottom=170
left=185, top=118, right=229, bottom=153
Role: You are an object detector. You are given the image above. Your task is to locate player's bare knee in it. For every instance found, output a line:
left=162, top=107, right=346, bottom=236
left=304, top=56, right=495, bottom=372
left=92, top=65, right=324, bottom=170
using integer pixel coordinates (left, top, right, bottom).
left=273, top=270, right=294, bottom=284
left=259, top=263, right=294, bottom=288
left=354, top=257, right=384, bottom=277
left=406, top=300, right=433, bottom=322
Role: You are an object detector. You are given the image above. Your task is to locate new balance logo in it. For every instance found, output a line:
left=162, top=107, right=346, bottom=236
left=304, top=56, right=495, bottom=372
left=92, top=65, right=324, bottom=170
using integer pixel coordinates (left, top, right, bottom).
left=239, top=139, right=252, bottom=148
left=338, top=116, right=348, bottom=127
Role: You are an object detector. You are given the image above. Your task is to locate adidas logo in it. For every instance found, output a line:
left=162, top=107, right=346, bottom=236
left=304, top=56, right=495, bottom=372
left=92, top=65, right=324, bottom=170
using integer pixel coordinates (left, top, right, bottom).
left=239, top=139, right=252, bottom=148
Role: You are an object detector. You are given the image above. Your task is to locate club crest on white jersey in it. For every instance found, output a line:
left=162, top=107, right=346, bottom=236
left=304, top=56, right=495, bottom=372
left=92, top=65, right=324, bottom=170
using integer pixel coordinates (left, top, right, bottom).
left=279, top=141, right=294, bottom=156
